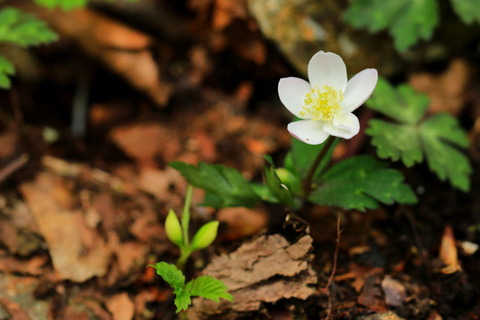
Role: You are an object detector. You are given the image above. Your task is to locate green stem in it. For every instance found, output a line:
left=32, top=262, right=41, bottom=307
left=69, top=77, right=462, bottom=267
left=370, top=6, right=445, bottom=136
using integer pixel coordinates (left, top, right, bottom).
left=302, top=136, right=336, bottom=198
left=177, top=185, right=194, bottom=270
left=181, top=185, right=193, bottom=248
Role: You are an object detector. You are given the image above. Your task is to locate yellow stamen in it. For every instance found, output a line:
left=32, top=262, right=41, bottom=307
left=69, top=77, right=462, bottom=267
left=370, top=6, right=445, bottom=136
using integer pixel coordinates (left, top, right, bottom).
left=299, top=85, right=344, bottom=121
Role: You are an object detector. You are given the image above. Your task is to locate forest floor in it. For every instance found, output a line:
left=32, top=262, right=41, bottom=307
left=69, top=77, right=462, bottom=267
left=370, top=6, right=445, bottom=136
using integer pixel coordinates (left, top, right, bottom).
left=0, top=1, right=479, bottom=320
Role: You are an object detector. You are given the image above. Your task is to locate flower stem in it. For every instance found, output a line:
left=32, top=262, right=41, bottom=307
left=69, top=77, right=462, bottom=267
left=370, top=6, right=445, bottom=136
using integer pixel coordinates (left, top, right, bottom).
left=302, top=136, right=336, bottom=198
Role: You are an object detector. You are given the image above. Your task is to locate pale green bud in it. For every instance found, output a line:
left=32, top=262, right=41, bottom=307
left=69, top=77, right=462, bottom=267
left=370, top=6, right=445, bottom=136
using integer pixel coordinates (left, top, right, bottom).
left=165, top=209, right=183, bottom=247
left=190, top=221, right=219, bottom=251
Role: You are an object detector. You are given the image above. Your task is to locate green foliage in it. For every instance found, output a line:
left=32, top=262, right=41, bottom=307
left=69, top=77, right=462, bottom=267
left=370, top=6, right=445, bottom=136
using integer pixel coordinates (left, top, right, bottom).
left=0, top=7, right=58, bottom=88
left=366, top=78, right=471, bottom=191
left=0, top=7, right=58, bottom=46
left=34, top=0, right=139, bottom=10
left=170, top=162, right=260, bottom=207
left=450, top=0, right=480, bottom=24
left=343, top=0, right=439, bottom=51
left=309, top=155, right=417, bottom=211
left=148, top=262, right=233, bottom=313
left=186, top=276, right=233, bottom=302
left=34, top=0, right=88, bottom=10
left=0, top=55, right=14, bottom=88
left=262, top=155, right=295, bottom=207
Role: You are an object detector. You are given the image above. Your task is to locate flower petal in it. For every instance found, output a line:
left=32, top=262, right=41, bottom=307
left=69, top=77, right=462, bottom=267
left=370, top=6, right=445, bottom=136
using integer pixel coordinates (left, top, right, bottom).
left=308, top=51, right=347, bottom=92
left=278, top=77, right=312, bottom=118
left=323, top=112, right=360, bottom=139
left=341, top=68, right=378, bottom=112
left=287, top=120, right=330, bottom=145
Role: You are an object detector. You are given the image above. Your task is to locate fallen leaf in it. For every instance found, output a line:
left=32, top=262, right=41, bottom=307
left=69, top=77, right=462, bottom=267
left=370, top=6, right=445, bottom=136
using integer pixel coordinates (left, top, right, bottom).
left=357, top=270, right=387, bottom=313
left=20, top=172, right=111, bottom=282
left=409, top=59, right=470, bottom=115
left=217, top=207, right=268, bottom=240
left=439, top=225, right=461, bottom=274
left=187, top=234, right=317, bottom=319
left=109, top=123, right=181, bottom=167
left=106, top=293, right=135, bottom=320
left=357, top=311, right=405, bottom=320
left=31, top=7, right=171, bottom=106
left=381, top=276, right=406, bottom=307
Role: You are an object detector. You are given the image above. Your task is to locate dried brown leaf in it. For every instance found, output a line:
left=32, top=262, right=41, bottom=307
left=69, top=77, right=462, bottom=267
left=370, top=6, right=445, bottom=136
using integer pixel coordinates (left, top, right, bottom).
left=187, top=234, right=317, bottom=319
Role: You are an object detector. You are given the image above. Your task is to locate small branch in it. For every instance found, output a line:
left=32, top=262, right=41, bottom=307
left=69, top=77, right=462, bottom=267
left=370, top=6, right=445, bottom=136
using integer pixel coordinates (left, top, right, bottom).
left=323, top=213, right=341, bottom=320
left=302, top=136, right=336, bottom=198
left=0, top=154, right=29, bottom=184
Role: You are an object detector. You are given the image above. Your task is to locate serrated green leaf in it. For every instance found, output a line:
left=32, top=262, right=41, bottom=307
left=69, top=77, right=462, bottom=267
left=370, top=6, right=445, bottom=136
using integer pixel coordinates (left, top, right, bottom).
left=367, top=78, right=429, bottom=124
left=148, top=262, right=185, bottom=291
left=343, top=0, right=439, bottom=51
left=170, top=161, right=260, bottom=208
left=0, top=7, right=58, bottom=47
left=450, top=0, right=480, bottom=24
left=366, top=79, right=472, bottom=191
left=263, top=155, right=295, bottom=207
left=174, top=288, right=191, bottom=313
left=367, top=120, right=423, bottom=166
left=284, top=136, right=338, bottom=182
left=309, top=155, right=417, bottom=211
left=419, top=114, right=471, bottom=191
left=186, top=275, right=233, bottom=302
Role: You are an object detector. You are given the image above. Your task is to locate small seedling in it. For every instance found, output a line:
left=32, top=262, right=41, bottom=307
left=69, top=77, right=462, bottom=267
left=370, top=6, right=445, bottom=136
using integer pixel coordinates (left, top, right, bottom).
left=149, top=186, right=233, bottom=313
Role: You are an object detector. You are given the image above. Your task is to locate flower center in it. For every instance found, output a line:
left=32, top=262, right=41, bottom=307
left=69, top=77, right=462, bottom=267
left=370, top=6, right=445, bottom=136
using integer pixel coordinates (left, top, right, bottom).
left=300, top=85, right=344, bottom=121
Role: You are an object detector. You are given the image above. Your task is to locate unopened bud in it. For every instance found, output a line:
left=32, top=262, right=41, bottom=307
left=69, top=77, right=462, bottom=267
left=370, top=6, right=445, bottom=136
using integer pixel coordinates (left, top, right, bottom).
left=165, top=209, right=183, bottom=247
left=190, top=221, right=219, bottom=251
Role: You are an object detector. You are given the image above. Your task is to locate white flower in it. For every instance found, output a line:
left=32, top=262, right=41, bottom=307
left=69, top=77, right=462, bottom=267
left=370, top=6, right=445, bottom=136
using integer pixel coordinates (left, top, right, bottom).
left=278, top=51, right=378, bottom=145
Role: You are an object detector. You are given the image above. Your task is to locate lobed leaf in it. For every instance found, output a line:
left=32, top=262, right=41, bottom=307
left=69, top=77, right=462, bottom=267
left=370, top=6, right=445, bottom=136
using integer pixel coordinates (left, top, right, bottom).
left=174, top=288, right=191, bottom=313
left=309, top=155, right=417, bottom=211
left=366, top=79, right=472, bottom=191
left=148, top=262, right=185, bottom=291
left=419, top=114, right=471, bottom=191
left=450, top=0, right=480, bottom=24
left=343, top=0, right=439, bottom=51
left=186, top=275, right=233, bottom=302
left=170, top=161, right=260, bottom=208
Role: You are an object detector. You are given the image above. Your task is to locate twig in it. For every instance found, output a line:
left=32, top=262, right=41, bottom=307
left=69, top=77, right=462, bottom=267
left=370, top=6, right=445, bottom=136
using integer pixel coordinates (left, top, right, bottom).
left=0, top=154, right=29, bottom=184
left=323, top=213, right=341, bottom=320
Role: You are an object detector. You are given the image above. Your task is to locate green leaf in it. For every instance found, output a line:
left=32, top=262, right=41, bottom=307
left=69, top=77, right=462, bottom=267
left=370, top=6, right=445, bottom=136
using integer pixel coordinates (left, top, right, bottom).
left=0, top=7, right=58, bottom=47
left=309, top=155, right=417, bottom=211
left=34, top=0, right=139, bottom=10
left=263, top=155, right=295, bottom=207
left=170, top=161, right=260, bottom=208
left=366, top=78, right=472, bottom=191
left=343, top=0, right=439, bottom=51
left=419, top=114, right=471, bottom=191
left=186, top=275, right=233, bottom=302
left=34, top=0, right=88, bottom=10
left=148, top=262, right=185, bottom=291
left=0, top=55, right=14, bottom=89
left=450, top=0, right=480, bottom=24
left=174, top=288, right=191, bottom=313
